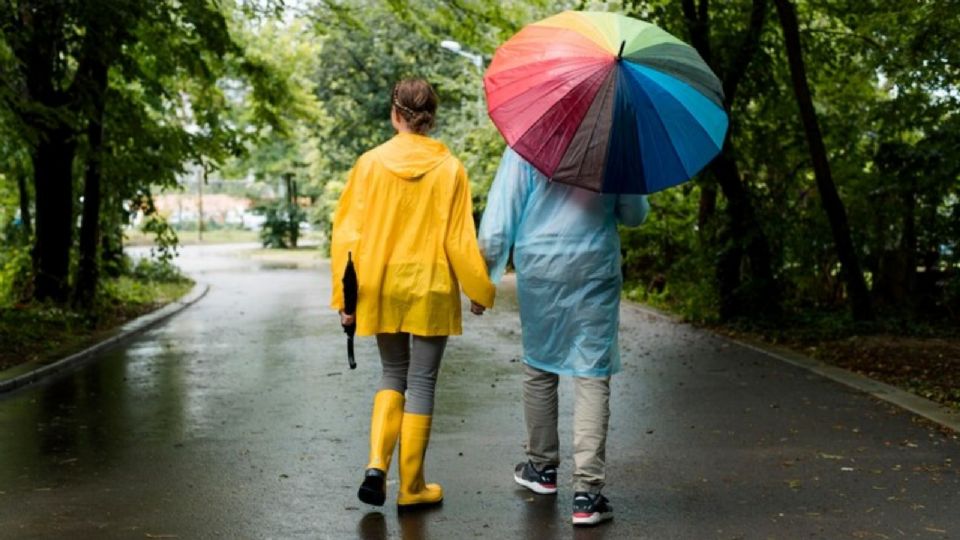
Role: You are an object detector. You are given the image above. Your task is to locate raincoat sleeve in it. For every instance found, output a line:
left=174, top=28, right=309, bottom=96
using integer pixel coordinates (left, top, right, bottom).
left=330, top=166, right=363, bottom=310
left=444, top=164, right=496, bottom=308
left=478, top=148, right=532, bottom=284
left=616, top=194, right=650, bottom=227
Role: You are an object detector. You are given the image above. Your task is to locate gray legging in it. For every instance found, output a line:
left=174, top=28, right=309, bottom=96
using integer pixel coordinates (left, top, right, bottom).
left=376, top=333, right=448, bottom=415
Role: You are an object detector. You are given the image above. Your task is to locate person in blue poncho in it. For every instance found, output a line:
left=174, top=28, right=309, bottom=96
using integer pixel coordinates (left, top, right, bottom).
left=479, top=147, right=650, bottom=526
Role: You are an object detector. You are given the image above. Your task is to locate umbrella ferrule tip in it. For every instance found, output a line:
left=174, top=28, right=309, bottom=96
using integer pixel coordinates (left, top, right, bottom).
left=617, top=40, right=625, bottom=60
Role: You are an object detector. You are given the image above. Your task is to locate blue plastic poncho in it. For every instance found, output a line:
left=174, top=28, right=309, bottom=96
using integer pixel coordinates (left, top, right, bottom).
left=479, top=148, right=650, bottom=377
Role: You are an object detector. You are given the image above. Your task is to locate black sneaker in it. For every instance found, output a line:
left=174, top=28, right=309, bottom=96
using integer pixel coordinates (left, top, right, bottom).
left=572, top=492, right=613, bottom=526
left=357, top=468, right=386, bottom=506
left=513, top=461, right=558, bottom=495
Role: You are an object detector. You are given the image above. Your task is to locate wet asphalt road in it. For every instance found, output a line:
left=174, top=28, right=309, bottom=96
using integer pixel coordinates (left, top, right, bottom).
left=1, top=245, right=959, bottom=539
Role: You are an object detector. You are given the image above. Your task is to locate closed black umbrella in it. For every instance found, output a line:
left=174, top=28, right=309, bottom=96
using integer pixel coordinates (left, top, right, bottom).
left=342, top=251, right=358, bottom=369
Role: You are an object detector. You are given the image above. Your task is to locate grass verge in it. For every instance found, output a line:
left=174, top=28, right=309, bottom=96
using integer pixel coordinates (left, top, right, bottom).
left=124, top=228, right=327, bottom=247
left=709, top=315, right=960, bottom=412
left=625, top=281, right=960, bottom=412
left=125, top=228, right=262, bottom=246
left=242, top=245, right=327, bottom=269
left=0, top=276, right=193, bottom=373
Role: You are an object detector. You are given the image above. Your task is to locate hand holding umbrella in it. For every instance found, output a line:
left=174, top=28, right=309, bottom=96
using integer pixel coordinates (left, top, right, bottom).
left=341, top=252, right=358, bottom=369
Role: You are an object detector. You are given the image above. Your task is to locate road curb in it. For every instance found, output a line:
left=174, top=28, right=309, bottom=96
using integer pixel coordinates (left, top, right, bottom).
left=0, top=282, right=210, bottom=395
left=624, top=301, right=960, bottom=433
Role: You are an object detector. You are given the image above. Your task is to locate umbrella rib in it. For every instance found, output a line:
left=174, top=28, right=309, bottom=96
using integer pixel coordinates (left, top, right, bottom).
left=623, top=65, right=719, bottom=181
left=487, top=58, right=610, bottom=117
left=573, top=69, right=617, bottom=183
left=517, top=65, right=613, bottom=175
left=492, top=61, right=611, bottom=146
left=487, top=55, right=609, bottom=83
left=619, top=68, right=686, bottom=187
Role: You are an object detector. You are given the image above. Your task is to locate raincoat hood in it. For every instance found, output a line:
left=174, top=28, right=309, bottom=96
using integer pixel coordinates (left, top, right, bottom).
left=375, top=133, right=452, bottom=180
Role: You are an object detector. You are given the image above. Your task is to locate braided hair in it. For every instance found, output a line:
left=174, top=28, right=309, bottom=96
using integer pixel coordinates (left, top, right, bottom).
left=392, top=79, right=438, bottom=134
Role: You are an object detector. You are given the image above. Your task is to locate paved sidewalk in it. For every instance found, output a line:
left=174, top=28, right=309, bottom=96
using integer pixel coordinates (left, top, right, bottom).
left=0, top=245, right=957, bottom=539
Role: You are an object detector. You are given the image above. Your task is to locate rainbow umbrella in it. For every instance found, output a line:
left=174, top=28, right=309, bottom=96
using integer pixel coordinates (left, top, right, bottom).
left=484, top=11, right=728, bottom=194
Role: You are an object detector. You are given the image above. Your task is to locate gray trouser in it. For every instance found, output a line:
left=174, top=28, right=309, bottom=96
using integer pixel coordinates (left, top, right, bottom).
left=523, top=364, right=611, bottom=494
left=376, top=333, right=448, bottom=415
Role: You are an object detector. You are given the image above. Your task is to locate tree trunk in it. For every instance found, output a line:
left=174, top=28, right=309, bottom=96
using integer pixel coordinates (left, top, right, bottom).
left=710, top=148, right=780, bottom=319
left=900, top=177, right=917, bottom=298
left=17, top=170, right=33, bottom=237
left=683, top=0, right=779, bottom=320
left=288, top=175, right=299, bottom=248
left=73, top=59, right=109, bottom=309
left=4, top=0, right=76, bottom=303
left=697, top=183, right=717, bottom=232
left=774, top=0, right=872, bottom=321
left=32, top=127, right=76, bottom=303
left=197, top=165, right=204, bottom=243
left=684, top=0, right=717, bottom=236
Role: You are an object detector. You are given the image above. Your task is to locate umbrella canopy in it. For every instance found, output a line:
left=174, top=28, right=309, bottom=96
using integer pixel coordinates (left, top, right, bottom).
left=484, top=11, right=728, bottom=194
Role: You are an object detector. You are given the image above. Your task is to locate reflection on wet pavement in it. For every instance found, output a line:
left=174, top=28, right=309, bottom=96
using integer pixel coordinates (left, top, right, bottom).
left=1, top=245, right=959, bottom=539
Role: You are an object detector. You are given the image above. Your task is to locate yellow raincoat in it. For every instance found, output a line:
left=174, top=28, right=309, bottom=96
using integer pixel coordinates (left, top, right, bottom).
left=330, top=133, right=495, bottom=337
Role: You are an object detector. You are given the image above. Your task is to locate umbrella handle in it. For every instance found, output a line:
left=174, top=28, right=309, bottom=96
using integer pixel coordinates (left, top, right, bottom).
left=343, top=323, right=357, bottom=370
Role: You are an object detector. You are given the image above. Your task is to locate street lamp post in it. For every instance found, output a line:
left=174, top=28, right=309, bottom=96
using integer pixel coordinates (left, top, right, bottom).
left=440, top=39, right=483, bottom=71
left=440, top=39, right=486, bottom=121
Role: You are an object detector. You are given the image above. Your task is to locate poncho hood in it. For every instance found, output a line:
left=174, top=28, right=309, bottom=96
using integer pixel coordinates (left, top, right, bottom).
left=375, top=133, right=451, bottom=180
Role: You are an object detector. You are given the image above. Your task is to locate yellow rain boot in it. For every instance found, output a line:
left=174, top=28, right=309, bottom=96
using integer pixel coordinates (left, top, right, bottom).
left=397, top=413, right=443, bottom=508
left=358, top=389, right=404, bottom=506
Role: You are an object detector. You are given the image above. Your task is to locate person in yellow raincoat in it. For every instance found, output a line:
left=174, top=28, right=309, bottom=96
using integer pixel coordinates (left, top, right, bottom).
left=330, top=79, right=495, bottom=508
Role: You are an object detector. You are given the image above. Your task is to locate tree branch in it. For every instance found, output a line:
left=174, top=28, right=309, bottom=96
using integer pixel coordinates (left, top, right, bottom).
left=681, top=0, right=712, bottom=66
left=800, top=28, right=883, bottom=50
left=723, top=0, right=768, bottom=108
left=698, top=0, right=709, bottom=25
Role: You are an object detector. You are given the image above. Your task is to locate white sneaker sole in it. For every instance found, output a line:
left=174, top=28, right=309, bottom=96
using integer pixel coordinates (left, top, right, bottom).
left=513, top=473, right=558, bottom=495
left=572, top=510, right=614, bottom=526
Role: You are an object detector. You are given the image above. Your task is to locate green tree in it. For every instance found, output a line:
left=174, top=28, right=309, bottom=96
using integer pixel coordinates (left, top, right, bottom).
left=773, top=0, right=872, bottom=321
left=1, top=0, right=289, bottom=306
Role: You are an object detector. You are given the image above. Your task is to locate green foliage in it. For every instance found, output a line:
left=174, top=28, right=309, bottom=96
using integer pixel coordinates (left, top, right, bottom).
left=256, top=201, right=306, bottom=248
left=101, top=274, right=191, bottom=305
left=0, top=273, right=192, bottom=370
left=0, top=129, right=32, bottom=306
left=0, top=245, right=32, bottom=307
left=140, top=211, right=180, bottom=266
left=620, top=184, right=720, bottom=322
left=0, top=0, right=294, bottom=306
left=129, top=256, right=187, bottom=284
left=298, top=1, right=554, bottom=227
left=606, top=0, right=960, bottom=324
left=0, top=0, right=957, bottom=327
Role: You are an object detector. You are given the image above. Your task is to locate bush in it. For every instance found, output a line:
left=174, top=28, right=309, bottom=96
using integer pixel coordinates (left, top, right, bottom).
left=0, top=244, right=32, bottom=306
left=141, top=213, right=179, bottom=266
left=257, top=201, right=305, bottom=248
left=130, top=256, right=187, bottom=283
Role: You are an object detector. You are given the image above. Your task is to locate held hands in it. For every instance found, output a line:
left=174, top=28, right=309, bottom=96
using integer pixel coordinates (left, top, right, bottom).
left=343, top=305, right=484, bottom=322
